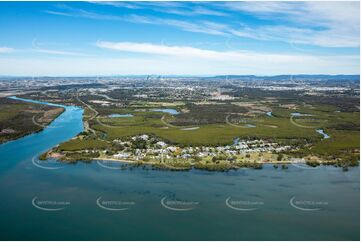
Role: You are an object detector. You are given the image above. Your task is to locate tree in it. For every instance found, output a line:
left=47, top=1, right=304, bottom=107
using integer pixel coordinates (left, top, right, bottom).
left=193, top=156, right=202, bottom=162
left=132, top=138, right=147, bottom=149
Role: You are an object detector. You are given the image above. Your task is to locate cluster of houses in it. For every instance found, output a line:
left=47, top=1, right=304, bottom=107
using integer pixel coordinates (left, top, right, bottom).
left=109, top=134, right=291, bottom=161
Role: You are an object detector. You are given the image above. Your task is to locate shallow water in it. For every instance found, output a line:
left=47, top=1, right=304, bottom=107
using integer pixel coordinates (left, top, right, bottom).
left=291, top=112, right=315, bottom=117
left=151, top=108, right=179, bottom=115
left=9, top=96, right=66, bottom=108
left=0, top=98, right=359, bottom=240
left=316, top=129, right=331, bottom=139
left=108, top=114, right=133, bottom=118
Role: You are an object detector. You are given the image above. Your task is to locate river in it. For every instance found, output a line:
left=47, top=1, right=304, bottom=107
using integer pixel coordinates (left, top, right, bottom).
left=0, top=98, right=359, bottom=240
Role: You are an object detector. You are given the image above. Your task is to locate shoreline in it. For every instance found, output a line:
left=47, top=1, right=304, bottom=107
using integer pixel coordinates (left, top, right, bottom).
left=43, top=150, right=341, bottom=171
left=0, top=100, right=65, bottom=145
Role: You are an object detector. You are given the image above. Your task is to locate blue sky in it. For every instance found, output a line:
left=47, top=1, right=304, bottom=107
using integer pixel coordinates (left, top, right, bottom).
left=0, top=1, right=359, bottom=76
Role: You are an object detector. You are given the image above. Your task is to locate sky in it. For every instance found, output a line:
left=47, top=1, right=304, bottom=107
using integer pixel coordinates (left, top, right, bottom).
left=0, top=1, right=359, bottom=76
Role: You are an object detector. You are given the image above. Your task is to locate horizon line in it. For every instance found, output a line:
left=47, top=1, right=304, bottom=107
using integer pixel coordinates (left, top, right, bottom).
left=0, top=74, right=359, bottom=78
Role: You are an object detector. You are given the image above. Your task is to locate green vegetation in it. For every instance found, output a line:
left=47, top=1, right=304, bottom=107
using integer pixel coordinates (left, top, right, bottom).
left=56, top=138, right=110, bottom=151
left=38, top=152, right=48, bottom=161
left=93, top=112, right=318, bottom=146
left=0, top=97, right=64, bottom=144
left=27, top=80, right=359, bottom=171
left=61, top=151, right=100, bottom=162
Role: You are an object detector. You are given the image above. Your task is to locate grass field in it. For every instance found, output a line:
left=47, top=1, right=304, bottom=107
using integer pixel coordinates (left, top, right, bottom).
left=56, top=138, right=110, bottom=151
left=93, top=114, right=318, bottom=145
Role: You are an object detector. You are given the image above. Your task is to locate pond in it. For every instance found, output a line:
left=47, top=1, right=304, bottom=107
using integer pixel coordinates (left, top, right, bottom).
left=151, top=108, right=179, bottom=115
left=108, top=114, right=133, bottom=118
left=291, top=112, right=315, bottom=117
left=316, top=129, right=331, bottom=139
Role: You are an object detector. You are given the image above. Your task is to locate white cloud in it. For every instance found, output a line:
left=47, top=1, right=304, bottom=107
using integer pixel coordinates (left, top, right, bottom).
left=223, top=2, right=305, bottom=16
left=44, top=10, right=74, bottom=17
left=31, top=39, right=89, bottom=56
left=88, top=41, right=360, bottom=75
left=0, top=47, right=14, bottom=53
left=45, top=7, right=124, bottom=21
left=231, top=25, right=359, bottom=48
left=45, top=2, right=359, bottom=48
left=91, top=1, right=228, bottom=17
left=223, top=1, right=360, bottom=47
left=96, top=41, right=231, bottom=59
left=0, top=53, right=358, bottom=76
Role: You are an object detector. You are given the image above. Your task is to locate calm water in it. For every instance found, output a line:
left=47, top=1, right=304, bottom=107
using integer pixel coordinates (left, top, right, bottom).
left=316, top=129, right=331, bottom=139
left=0, top=98, right=359, bottom=240
left=108, top=114, right=134, bottom=118
left=151, top=108, right=179, bottom=115
left=291, top=112, right=315, bottom=117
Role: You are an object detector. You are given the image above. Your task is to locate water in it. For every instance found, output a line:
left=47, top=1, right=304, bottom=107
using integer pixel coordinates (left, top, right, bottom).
left=233, top=138, right=240, bottom=145
left=0, top=97, right=83, bottom=175
left=316, top=129, right=331, bottom=139
left=9, top=96, right=66, bottom=108
left=108, top=114, right=133, bottom=118
left=0, top=98, right=359, bottom=240
left=291, top=112, right=315, bottom=117
left=151, top=108, right=179, bottom=115
left=181, top=127, right=199, bottom=131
